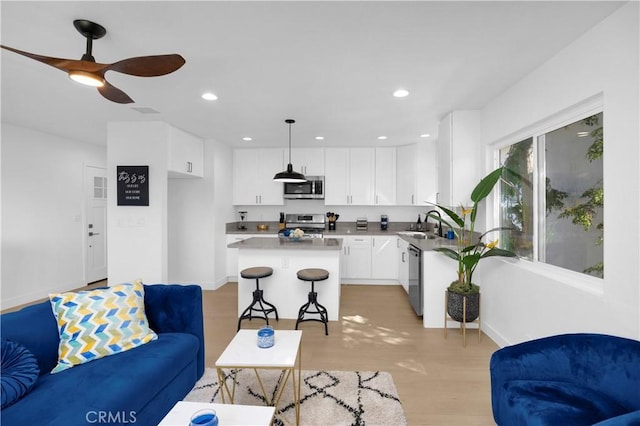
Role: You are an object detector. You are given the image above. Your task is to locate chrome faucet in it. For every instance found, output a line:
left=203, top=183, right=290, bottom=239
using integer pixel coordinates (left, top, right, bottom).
left=425, top=210, right=443, bottom=237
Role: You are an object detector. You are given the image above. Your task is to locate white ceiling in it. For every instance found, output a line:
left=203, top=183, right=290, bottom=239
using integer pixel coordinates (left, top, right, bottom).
left=1, top=1, right=624, bottom=148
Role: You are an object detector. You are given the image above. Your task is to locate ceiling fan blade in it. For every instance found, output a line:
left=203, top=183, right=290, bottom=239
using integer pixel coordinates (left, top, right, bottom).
left=106, top=54, right=186, bottom=77
left=98, top=80, right=134, bottom=104
left=1, top=45, right=107, bottom=73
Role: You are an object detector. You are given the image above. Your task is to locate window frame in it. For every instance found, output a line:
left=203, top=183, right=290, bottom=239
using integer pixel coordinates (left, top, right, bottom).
left=490, top=94, right=604, bottom=294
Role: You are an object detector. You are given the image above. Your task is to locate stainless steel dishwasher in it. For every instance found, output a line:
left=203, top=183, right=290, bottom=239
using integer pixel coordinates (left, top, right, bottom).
left=408, top=244, right=422, bottom=316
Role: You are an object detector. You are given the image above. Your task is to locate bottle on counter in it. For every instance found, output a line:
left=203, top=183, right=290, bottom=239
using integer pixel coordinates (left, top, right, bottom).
left=279, top=212, right=285, bottom=230
left=416, top=214, right=422, bottom=231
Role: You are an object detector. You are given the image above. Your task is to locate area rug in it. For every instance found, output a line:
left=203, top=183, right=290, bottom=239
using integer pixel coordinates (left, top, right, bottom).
left=184, top=368, right=407, bottom=426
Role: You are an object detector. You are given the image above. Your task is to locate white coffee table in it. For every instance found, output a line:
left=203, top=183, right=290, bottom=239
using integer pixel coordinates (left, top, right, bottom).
left=158, top=401, right=275, bottom=426
left=215, top=329, right=303, bottom=425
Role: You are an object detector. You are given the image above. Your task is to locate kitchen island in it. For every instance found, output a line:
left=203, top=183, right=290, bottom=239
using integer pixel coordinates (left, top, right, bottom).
left=228, top=237, right=343, bottom=321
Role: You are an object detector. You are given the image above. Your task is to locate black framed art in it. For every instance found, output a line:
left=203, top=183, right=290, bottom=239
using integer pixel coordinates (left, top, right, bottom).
left=117, top=165, right=149, bottom=206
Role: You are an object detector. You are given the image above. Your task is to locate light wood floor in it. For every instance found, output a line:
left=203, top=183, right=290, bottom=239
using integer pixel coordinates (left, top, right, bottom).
left=206, top=283, right=498, bottom=425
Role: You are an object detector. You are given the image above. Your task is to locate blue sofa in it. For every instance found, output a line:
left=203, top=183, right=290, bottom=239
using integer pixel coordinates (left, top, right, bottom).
left=1, top=284, right=204, bottom=425
left=490, top=333, right=640, bottom=426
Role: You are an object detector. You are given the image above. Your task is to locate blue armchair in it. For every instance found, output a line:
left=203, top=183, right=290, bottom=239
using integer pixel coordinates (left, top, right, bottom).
left=490, top=333, right=640, bottom=426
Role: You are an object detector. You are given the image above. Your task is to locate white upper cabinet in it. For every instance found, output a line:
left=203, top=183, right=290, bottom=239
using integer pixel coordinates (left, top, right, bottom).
left=325, top=148, right=374, bottom=205
left=437, top=110, right=481, bottom=207
left=374, top=147, right=396, bottom=205
left=396, top=144, right=417, bottom=205
left=397, top=142, right=438, bottom=206
left=168, top=127, right=204, bottom=178
left=288, top=148, right=325, bottom=176
left=416, top=140, right=438, bottom=205
left=233, top=148, right=284, bottom=205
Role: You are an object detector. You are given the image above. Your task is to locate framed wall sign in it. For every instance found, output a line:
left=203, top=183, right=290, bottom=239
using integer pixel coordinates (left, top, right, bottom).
left=117, top=165, right=149, bottom=206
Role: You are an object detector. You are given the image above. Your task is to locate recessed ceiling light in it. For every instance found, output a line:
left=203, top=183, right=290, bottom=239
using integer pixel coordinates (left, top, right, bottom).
left=242, top=137, right=252, bottom=141
left=377, top=136, right=388, bottom=140
left=201, top=92, right=218, bottom=101
left=315, top=136, right=325, bottom=141
left=420, top=133, right=431, bottom=138
left=577, top=131, right=590, bottom=137
left=393, top=89, right=409, bottom=98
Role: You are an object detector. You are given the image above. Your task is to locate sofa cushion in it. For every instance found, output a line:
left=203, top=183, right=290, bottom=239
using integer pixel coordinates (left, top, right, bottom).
left=0, top=332, right=199, bottom=425
left=49, top=281, right=157, bottom=373
left=1, top=339, right=40, bottom=409
left=502, top=379, right=629, bottom=425
left=0, top=300, right=60, bottom=375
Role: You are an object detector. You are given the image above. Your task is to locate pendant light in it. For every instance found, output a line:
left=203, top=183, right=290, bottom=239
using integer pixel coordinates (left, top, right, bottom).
left=273, top=119, right=307, bottom=182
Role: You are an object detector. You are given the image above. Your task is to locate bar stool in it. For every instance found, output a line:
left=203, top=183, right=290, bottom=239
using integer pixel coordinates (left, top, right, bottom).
left=295, top=268, right=329, bottom=335
left=237, top=266, right=279, bottom=331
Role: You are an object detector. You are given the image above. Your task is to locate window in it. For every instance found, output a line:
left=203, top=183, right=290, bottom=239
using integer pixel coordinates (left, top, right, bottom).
left=93, top=176, right=107, bottom=199
left=498, top=111, right=604, bottom=278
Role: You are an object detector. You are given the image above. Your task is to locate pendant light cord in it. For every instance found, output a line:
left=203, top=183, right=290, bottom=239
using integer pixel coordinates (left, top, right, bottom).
left=288, top=122, right=292, bottom=164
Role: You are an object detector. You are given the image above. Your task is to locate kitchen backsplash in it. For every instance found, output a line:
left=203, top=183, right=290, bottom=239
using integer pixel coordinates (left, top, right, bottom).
left=233, top=200, right=434, bottom=223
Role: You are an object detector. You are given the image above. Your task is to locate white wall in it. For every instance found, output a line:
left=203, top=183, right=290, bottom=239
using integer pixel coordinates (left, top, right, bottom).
left=211, top=140, right=236, bottom=286
left=479, top=2, right=639, bottom=345
left=107, top=122, right=169, bottom=285
left=168, top=138, right=235, bottom=289
left=1, top=124, right=105, bottom=308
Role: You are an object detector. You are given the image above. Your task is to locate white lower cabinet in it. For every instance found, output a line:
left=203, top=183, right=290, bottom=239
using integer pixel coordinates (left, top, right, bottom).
left=371, top=235, right=399, bottom=279
left=341, top=236, right=372, bottom=279
left=341, top=235, right=399, bottom=281
left=397, top=237, right=409, bottom=293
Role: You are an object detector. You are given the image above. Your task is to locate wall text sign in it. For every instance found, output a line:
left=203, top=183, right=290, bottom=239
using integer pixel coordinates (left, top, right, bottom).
left=117, top=165, right=149, bottom=206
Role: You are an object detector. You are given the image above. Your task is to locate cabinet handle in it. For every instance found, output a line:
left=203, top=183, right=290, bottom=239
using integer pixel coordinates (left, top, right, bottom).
left=412, top=194, right=415, bottom=204
left=436, top=192, right=440, bottom=203
left=187, top=161, right=193, bottom=173
left=402, top=252, right=406, bottom=262
left=256, top=195, right=259, bottom=204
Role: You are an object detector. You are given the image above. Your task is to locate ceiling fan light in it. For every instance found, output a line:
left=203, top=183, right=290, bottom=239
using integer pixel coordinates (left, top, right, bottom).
left=69, top=70, right=104, bottom=87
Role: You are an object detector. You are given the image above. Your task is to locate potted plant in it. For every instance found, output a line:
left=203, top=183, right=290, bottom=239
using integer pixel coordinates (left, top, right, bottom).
left=428, top=167, right=517, bottom=323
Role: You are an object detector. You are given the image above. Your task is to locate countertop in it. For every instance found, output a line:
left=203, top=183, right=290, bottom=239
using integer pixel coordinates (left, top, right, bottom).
left=228, top=236, right=343, bottom=250
left=226, top=221, right=457, bottom=251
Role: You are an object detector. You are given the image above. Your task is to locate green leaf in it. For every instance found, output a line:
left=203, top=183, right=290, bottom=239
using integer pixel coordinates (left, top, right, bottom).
left=461, top=253, right=481, bottom=268
left=480, top=248, right=517, bottom=258
left=432, top=247, right=459, bottom=260
left=434, top=205, right=465, bottom=228
left=479, top=226, right=513, bottom=240
left=470, top=167, right=504, bottom=203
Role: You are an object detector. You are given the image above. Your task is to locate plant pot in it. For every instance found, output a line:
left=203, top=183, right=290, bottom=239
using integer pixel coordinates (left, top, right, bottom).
left=447, top=290, right=480, bottom=323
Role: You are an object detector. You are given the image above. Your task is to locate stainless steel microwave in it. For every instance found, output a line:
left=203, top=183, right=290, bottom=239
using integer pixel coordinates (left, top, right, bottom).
left=283, top=176, right=324, bottom=199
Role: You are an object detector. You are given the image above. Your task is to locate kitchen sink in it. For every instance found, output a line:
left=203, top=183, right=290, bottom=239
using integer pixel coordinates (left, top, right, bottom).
left=397, top=231, right=428, bottom=238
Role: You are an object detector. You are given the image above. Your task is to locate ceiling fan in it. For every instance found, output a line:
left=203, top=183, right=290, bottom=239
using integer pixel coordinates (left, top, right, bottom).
left=0, top=19, right=185, bottom=104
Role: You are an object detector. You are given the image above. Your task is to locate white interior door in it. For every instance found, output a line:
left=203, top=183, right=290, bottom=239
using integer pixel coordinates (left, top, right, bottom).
left=85, top=166, right=107, bottom=283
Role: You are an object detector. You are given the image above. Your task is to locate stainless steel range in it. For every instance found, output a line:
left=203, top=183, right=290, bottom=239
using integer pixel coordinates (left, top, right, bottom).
left=279, top=213, right=325, bottom=238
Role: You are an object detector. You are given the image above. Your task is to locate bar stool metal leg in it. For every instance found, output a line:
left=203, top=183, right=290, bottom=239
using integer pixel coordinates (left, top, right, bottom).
left=237, top=267, right=278, bottom=331
left=295, top=268, right=330, bottom=335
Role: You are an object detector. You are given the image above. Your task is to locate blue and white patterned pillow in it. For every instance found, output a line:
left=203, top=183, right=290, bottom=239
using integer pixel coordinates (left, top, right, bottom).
left=48, top=281, right=157, bottom=373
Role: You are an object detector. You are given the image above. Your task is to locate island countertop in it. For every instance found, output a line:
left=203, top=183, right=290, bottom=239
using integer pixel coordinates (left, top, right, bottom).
left=228, top=236, right=343, bottom=250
